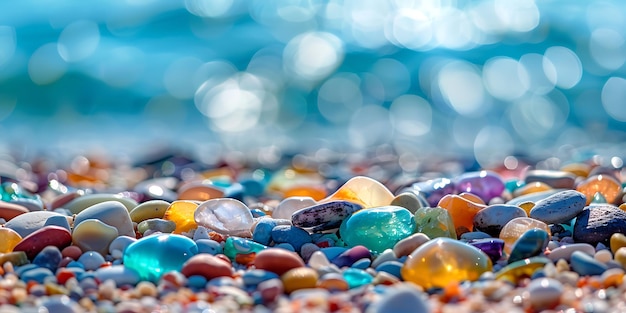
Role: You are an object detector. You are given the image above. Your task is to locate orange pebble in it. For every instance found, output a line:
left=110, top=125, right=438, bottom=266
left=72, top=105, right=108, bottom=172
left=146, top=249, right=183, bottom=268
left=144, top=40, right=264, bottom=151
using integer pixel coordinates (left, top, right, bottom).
left=438, top=194, right=486, bottom=236
left=518, top=201, right=535, bottom=216
left=177, top=182, right=224, bottom=201
left=441, top=282, right=464, bottom=302
left=459, top=192, right=486, bottom=205
left=235, top=252, right=256, bottom=266
left=576, top=174, right=621, bottom=205
left=513, top=182, right=552, bottom=197
left=162, top=200, right=199, bottom=234
left=560, top=163, right=591, bottom=178
left=283, top=185, right=327, bottom=201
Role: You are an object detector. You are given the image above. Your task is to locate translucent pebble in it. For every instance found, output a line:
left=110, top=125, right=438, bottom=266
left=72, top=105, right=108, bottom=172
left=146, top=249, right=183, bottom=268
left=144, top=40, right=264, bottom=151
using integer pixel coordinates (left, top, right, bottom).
left=499, top=217, right=550, bottom=254
left=438, top=194, right=486, bottom=236
left=339, top=206, right=415, bottom=253
left=137, top=218, right=176, bottom=234
left=455, top=171, right=505, bottom=203
left=414, top=206, right=457, bottom=239
left=0, top=227, right=22, bottom=253
left=194, top=198, right=254, bottom=237
left=513, top=181, right=552, bottom=197
left=223, top=237, right=266, bottom=260
left=323, top=176, right=394, bottom=208
left=342, top=268, right=373, bottom=289
left=308, top=251, right=331, bottom=270
left=402, top=237, right=492, bottom=289
left=162, top=200, right=199, bottom=234
left=577, top=174, right=621, bottom=205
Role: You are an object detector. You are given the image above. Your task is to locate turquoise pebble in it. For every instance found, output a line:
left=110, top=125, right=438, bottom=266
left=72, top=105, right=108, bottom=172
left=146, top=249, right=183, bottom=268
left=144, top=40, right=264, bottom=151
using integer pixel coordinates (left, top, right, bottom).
left=274, top=243, right=295, bottom=252
left=351, top=258, right=371, bottom=270
left=224, top=183, right=245, bottom=200
left=375, top=260, right=404, bottom=279
left=253, top=219, right=276, bottom=246
left=570, top=250, right=607, bottom=276
left=21, top=267, right=55, bottom=284
left=508, top=229, right=549, bottom=264
left=66, top=261, right=85, bottom=270
left=123, top=234, right=198, bottom=283
left=340, top=206, right=416, bottom=253
left=223, top=237, right=266, bottom=260
left=196, top=239, right=223, bottom=255
left=343, top=268, right=373, bottom=289
left=240, top=177, right=266, bottom=197
left=242, top=270, right=279, bottom=287
left=187, top=275, right=208, bottom=288
left=78, top=251, right=105, bottom=271
left=321, top=247, right=348, bottom=261
left=505, top=179, right=524, bottom=193
left=250, top=209, right=266, bottom=217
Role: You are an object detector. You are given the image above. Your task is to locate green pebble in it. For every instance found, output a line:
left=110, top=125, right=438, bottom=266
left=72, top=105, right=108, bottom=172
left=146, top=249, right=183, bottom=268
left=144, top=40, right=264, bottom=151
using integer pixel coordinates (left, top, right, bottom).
left=414, top=206, right=457, bottom=239
left=137, top=218, right=176, bottom=234
left=591, top=192, right=607, bottom=204
left=223, top=237, right=267, bottom=260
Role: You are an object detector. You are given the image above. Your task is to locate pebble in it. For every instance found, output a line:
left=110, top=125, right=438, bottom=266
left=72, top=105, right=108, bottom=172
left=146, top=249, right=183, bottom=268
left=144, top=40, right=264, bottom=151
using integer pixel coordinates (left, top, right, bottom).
left=270, top=225, right=311, bottom=251
left=610, top=232, right=626, bottom=253
left=181, top=254, right=233, bottom=280
left=64, top=193, right=138, bottom=214
left=0, top=201, right=29, bottom=221
left=414, top=206, right=457, bottom=239
left=406, top=178, right=455, bottom=207
left=177, top=182, right=224, bottom=201
left=343, top=268, right=373, bottom=288
left=577, top=174, right=622, bottom=205
left=547, top=243, right=595, bottom=262
left=40, top=295, right=81, bottom=313
left=242, top=270, right=279, bottom=287
left=4, top=211, right=63, bottom=237
left=331, top=245, right=371, bottom=268
left=473, top=204, right=527, bottom=237
left=508, top=229, right=549, bottom=264
left=129, top=200, right=171, bottom=223
left=93, top=265, right=140, bottom=286
left=317, top=273, right=349, bottom=291
left=77, top=251, right=105, bottom=271
left=123, top=234, right=198, bottom=282
left=324, top=176, right=394, bottom=208
left=71, top=219, right=119, bottom=255
left=454, top=170, right=505, bottom=203
left=375, top=261, right=403, bottom=279
left=499, top=217, right=551, bottom=254
left=570, top=250, right=607, bottom=276
left=196, top=239, right=222, bottom=255
left=73, top=201, right=135, bottom=237
left=273, top=196, right=317, bottom=220
left=291, top=200, right=362, bottom=232
left=370, top=249, right=397, bottom=268
left=194, top=198, right=254, bottom=237
left=365, top=284, right=430, bottom=313
left=33, top=246, right=63, bottom=272
left=340, top=206, right=415, bottom=253
left=469, top=238, right=504, bottom=262
left=573, top=205, right=626, bottom=245
left=526, top=277, right=563, bottom=311
left=162, top=200, right=200, bottom=234
left=529, top=190, right=587, bottom=224
left=390, top=192, right=425, bottom=214
left=438, top=194, right=486, bottom=236
left=281, top=267, right=318, bottom=293
left=0, top=227, right=22, bottom=253
left=252, top=219, right=277, bottom=246
left=393, top=233, right=430, bottom=258
left=254, top=248, right=305, bottom=275
left=525, top=169, right=577, bottom=189
left=137, top=218, right=176, bottom=234
left=13, top=225, right=72, bottom=259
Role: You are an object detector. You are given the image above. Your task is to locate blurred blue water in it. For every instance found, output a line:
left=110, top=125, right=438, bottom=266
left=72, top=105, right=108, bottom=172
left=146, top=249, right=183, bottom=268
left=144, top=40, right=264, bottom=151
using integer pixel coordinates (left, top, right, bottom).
left=1, top=0, right=626, bottom=164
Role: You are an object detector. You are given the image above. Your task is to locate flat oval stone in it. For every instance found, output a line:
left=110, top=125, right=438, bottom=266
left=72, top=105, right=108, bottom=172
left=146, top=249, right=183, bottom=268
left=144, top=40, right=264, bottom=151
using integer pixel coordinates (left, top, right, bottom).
left=529, top=190, right=586, bottom=224
left=455, top=171, right=505, bottom=203
left=407, top=178, right=456, bottom=207
left=0, top=201, right=29, bottom=221
left=340, top=206, right=416, bottom=253
left=570, top=250, right=607, bottom=276
left=270, top=225, right=311, bottom=251
left=573, top=205, right=626, bottom=245
left=72, top=219, right=119, bottom=256
left=181, top=254, right=233, bottom=280
left=0, top=227, right=22, bottom=253
left=525, top=170, right=577, bottom=189
left=163, top=200, right=199, bottom=234
left=505, top=190, right=561, bottom=206
left=390, top=192, right=426, bottom=214
left=254, top=248, right=305, bottom=276
left=414, top=206, right=456, bottom=239
left=526, top=278, right=563, bottom=311
left=195, top=198, right=254, bottom=237
left=123, top=234, right=198, bottom=283
left=508, top=229, right=549, bottom=264
left=64, top=193, right=138, bottom=214
left=499, top=217, right=550, bottom=254
left=74, top=201, right=135, bottom=237
left=13, top=225, right=72, bottom=259
left=331, top=245, right=371, bottom=268
left=93, top=265, right=140, bottom=286
left=323, top=176, right=394, bottom=208
left=281, top=267, right=318, bottom=294
left=137, top=218, right=176, bottom=234
left=292, top=200, right=362, bottom=232
left=473, top=204, right=527, bottom=237
left=4, top=211, right=63, bottom=237
left=547, top=243, right=595, bottom=262
left=129, top=200, right=171, bottom=223
left=402, top=237, right=492, bottom=289
left=273, top=196, right=317, bottom=220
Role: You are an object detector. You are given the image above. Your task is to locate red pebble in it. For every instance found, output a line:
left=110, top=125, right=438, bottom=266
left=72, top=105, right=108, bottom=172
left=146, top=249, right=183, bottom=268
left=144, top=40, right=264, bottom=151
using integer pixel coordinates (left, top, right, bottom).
left=254, top=248, right=305, bottom=276
left=56, top=268, right=76, bottom=285
left=61, top=245, right=83, bottom=260
left=181, top=254, right=233, bottom=280
left=13, top=226, right=72, bottom=260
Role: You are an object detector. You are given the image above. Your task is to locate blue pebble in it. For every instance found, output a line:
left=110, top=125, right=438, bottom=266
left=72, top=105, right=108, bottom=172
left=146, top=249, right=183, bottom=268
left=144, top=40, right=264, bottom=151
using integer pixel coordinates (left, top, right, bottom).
left=33, top=246, right=63, bottom=272
left=207, top=276, right=240, bottom=288
left=187, top=275, right=208, bottom=289
left=15, top=264, right=38, bottom=276
left=44, top=215, right=71, bottom=231
left=242, top=269, right=279, bottom=287
left=66, top=261, right=85, bottom=270
left=253, top=219, right=276, bottom=246
left=224, top=183, right=244, bottom=200
left=351, top=258, right=371, bottom=269
left=196, top=239, right=223, bottom=255
left=77, top=251, right=105, bottom=271
left=250, top=209, right=266, bottom=218
left=375, top=261, right=404, bottom=279
left=271, top=225, right=312, bottom=251
left=240, top=178, right=266, bottom=197
left=570, top=251, right=607, bottom=276
left=21, top=267, right=55, bottom=284
left=321, top=247, right=348, bottom=260
left=274, top=243, right=295, bottom=252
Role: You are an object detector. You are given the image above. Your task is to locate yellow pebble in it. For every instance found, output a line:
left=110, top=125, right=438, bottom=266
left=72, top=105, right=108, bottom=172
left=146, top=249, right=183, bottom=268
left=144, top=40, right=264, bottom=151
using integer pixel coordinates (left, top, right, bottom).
left=322, top=176, right=394, bottom=209
left=614, top=247, right=626, bottom=269
left=620, top=203, right=626, bottom=212
left=513, top=182, right=552, bottom=197
left=601, top=268, right=624, bottom=288
left=560, top=163, right=591, bottom=178
left=281, top=267, right=319, bottom=294
left=45, top=282, right=68, bottom=295
left=129, top=200, right=171, bottom=223
left=610, top=233, right=626, bottom=254
left=518, top=201, right=535, bottom=216
left=0, top=228, right=22, bottom=253
left=162, top=200, right=199, bottom=234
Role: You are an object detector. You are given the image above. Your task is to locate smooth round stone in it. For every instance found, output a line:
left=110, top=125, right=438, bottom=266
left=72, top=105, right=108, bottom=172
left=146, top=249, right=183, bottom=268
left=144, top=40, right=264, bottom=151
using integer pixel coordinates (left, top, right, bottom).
left=192, top=225, right=212, bottom=241
left=317, top=273, right=349, bottom=291
left=508, top=229, right=549, bottom=264
left=281, top=267, right=318, bottom=294
left=414, top=206, right=456, bottom=239
left=33, top=246, right=62, bottom=272
left=331, top=245, right=371, bottom=268
left=4, top=211, right=63, bottom=237
left=0, top=227, right=22, bottom=253
left=41, top=295, right=81, bottom=313
left=406, top=178, right=456, bottom=208
left=0, top=201, right=29, bottom=221
left=44, top=215, right=71, bottom=231
left=194, top=198, right=254, bottom=237
left=308, top=251, right=331, bottom=270
left=570, top=250, right=608, bottom=276
left=351, top=258, right=371, bottom=269
left=610, top=233, right=626, bottom=253
left=162, top=200, right=200, bottom=234
left=129, top=200, right=171, bottom=223
left=196, top=239, right=222, bottom=255
left=252, top=219, right=276, bottom=246
left=376, top=261, right=403, bottom=279
left=271, top=225, right=311, bottom=251
left=273, top=196, right=317, bottom=220
left=614, top=247, right=626, bottom=269
left=402, top=237, right=492, bottom=289
left=93, top=265, right=140, bottom=286
left=74, top=201, right=135, bottom=237
left=547, top=243, right=595, bottom=262
left=473, top=204, right=527, bottom=237
left=365, top=283, right=430, bottom=313
left=469, top=238, right=504, bottom=263
left=438, top=194, right=486, bottom=236
left=292, top=200, right=362, bottom=232
left=242, top=270, right=279, bottom=287
left=595, top=249, right=613, bottom=263
left=177, top=182, right=225, bottom=201
left=525, top=170, right=576, bottom=189
left=0, top=251, right=28, bottom=266
left=134, top=178, right=178, bottom=202
left=505, top=189, right=561, bottom=206
left=323, top=176, right=394, bottom=209
left=123, top=234, right=198, bottom=283
left=526, top=278, right=563, bottom=311
left=495, top=257, right=550, bottom=282
left=499, top=217, right=551, bottom=254
left=72, top=219, right=119, bottom=256
left=108, top=236, right=136, bottom=256
left=343, top=268, right=373, bottom=288
left=64, top=194, right=138, bottom=214
left=573, top=205, right=626, bottom=245
left=77, top=251, right=105, bottom=271
left=390, top=192, right=425, bottom=214
left=455, top=171, right=505, bottom=203
left=181, top=254, right=233, bottom=280
left=300, top=243, right=320, bottom=262
left=393, top=233, right=430, bottom=258
left=137, top=218, right=176, bottom=234
left=20, top=267, right=55, bottom=284
left=529, top=190, right=586, bottom=224
left=13, top=225, right=72, bottom=259
left=223, top=237, right=267, bottom=260
left=341, top=206, right=415, bottom=254
left=254, top=248, right=305, bottom=276
left=371, top=249, right=397, bottom=268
